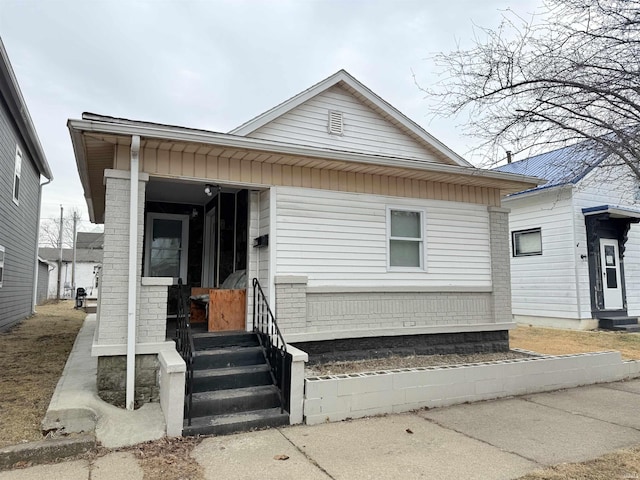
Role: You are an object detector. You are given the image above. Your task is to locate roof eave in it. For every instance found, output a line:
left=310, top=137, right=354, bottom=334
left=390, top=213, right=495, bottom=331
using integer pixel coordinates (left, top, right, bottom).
left=68, top=120, right=97, bottom=222
left=68, top=115, right=541, bottom=196
left=0, top=38, right=52, bottom=180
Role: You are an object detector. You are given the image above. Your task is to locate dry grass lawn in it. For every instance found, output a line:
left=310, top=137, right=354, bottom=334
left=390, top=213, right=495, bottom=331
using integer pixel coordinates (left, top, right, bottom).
left=510, top=325, right=640, bottom=360
left=0, top=301, right=84, bottom=448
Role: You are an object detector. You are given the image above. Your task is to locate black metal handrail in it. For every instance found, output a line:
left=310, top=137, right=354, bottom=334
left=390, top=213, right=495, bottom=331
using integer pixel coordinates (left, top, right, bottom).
left=174, top=279, right=195, bottom=426
left=252, top=278, right=288, bottom=413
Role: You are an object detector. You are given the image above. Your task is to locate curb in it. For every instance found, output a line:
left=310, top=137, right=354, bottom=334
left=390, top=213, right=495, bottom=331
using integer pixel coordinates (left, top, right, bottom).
left=0, top=433, right=96, bottom=471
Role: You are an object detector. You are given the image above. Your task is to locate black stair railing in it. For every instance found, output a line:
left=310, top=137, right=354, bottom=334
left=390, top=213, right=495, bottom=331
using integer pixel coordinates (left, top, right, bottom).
left=252, top=278, right=289, bottom=414
left=174, top=279, right=195, bottom=426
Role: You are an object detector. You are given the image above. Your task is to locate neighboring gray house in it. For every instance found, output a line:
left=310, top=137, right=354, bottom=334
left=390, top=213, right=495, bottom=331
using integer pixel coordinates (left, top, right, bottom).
left=0, top=37, right=53, bottom=331
left=495, top=142, right=640, bottom=330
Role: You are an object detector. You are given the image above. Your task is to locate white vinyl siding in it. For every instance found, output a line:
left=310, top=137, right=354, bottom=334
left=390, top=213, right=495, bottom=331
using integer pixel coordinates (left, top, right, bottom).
left=505, top=188, right=579, bottom=319
left=274, top=187, right=491, bottom=288
left=248, top=85, right=442, bottom=163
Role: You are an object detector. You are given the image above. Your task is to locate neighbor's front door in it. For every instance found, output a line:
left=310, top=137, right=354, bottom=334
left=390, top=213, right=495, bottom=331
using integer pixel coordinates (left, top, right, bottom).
left=600, top=238, right=624, bottom=310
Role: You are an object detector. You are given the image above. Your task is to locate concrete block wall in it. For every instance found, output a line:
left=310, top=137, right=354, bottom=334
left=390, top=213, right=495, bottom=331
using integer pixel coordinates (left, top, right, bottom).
left=96, top=170, right=147, bottom=346
left=489, top=207, right=512, bottom=324
left=303, top=351, right=640, bottom=425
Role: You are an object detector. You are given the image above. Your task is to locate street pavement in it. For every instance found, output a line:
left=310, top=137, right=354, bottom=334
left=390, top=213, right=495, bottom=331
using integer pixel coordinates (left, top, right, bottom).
left=3, top=379, right=640, bottom=479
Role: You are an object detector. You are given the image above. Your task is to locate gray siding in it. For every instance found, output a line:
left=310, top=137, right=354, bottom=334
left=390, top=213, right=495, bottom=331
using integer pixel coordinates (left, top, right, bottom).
left=0, top=96, right=41, bottom=331
left=36, top=260, right=49, bottom=305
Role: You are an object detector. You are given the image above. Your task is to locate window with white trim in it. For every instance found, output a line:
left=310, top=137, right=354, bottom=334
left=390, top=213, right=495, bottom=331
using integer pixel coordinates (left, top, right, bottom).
left=144, top=213, right=189, bottom=280
left=0, top=245, right=5, bottom=288
left=512, top=228, right=542, bottom=256
left=13, top=146, right=22, bottom=205
left=387, top=207, right=425, bottom=269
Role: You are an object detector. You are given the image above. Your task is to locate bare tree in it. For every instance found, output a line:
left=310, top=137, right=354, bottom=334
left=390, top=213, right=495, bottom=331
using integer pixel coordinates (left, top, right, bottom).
left=426, top=0, right=640, bottom=175
left=39, top=209, right=82, bottom=248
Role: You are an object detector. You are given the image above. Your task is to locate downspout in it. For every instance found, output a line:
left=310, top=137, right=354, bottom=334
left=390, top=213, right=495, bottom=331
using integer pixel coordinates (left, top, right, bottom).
left=570, top=187, right=584, bottom=320
left=126, top=135, right=140, bottom=410
left=32, top=177, right=52, bottom=313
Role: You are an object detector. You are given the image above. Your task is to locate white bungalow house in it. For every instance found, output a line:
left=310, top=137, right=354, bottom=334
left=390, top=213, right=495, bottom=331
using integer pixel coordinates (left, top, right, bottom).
left=495, top=142, right=640, bottom=331
left=68, top=70, right=539, bottom=436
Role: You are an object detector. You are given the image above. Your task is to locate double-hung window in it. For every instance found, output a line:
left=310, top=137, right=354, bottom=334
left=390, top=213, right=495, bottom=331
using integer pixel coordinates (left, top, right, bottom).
left=144, top=213, right=189, bottom=280
left=387, top=207, right=425, bottom=270
left=13, top=146, right=22, bottom=205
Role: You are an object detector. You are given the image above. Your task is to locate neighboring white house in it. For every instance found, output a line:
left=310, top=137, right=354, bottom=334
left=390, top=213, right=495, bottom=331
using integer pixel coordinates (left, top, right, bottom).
left=39, top=232, right=103, bottom=299
left=68, top=70, right=539, bottom=434
left=495, top=142, right=640, bottom=330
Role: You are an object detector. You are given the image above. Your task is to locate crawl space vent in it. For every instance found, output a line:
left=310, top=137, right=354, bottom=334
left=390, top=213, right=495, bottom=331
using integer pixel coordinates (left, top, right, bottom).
left=328, top=110, right=344, bottom=135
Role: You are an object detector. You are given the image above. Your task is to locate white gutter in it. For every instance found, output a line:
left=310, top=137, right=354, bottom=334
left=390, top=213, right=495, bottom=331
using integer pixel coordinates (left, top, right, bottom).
left=32, top=176, right=52, bottom=313
left=67, top=118, right=542, bottom=191
left=126, top=135, right=140, bottom=410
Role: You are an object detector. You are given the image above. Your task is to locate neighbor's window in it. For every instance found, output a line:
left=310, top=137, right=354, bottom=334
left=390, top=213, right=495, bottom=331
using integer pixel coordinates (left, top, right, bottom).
left=512, top=228, right=542, bottom=256
left=387, top=207, right=425, bottom=269
left=13, top=146, right=22, bottom=205
left=0, top=245, right=5, bottom=287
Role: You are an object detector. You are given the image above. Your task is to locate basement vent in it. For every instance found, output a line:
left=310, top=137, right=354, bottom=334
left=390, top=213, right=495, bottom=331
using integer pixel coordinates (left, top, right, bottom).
left=328, top=110, right=344, bottom=135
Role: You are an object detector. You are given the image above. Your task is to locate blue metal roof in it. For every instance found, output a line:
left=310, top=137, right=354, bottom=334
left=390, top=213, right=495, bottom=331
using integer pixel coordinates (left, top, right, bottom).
left=493, top=142, right=606, bottom=195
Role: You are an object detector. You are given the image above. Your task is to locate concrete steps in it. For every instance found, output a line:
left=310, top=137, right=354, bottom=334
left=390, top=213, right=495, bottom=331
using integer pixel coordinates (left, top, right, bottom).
left=183, top=331, right=288, bottom=436
left=599, top=316, right=640, bottom=332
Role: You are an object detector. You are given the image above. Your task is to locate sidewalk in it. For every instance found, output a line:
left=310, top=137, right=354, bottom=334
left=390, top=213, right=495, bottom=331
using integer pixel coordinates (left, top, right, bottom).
left=3, top=379, right=640, bottom=479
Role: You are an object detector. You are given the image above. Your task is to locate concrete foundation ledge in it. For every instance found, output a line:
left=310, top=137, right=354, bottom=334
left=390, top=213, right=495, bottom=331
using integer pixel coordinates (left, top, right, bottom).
left=303, top=351, right=640, bottom=425
left=0, top=433, right=95, bottom=471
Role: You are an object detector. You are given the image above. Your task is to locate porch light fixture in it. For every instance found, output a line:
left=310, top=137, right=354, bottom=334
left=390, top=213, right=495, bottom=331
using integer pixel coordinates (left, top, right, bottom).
left=204, top=184, right=214, bottom=196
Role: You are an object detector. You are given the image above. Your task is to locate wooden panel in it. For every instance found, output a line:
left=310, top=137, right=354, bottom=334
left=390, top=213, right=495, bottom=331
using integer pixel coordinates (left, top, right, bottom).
left=189, top=287, right=209, bottom=324
left=208, top=289, right=247, bottom=331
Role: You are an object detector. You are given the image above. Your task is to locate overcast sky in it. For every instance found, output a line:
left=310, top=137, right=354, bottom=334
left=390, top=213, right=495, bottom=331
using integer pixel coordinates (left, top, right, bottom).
left=1, top=0, right=541, bottom=229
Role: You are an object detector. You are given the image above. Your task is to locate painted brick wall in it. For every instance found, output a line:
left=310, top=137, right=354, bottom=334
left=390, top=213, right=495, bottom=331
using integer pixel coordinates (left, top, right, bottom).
left=96, top=171, right=146, bottom=345
left=304, top=292, right=492, bottom=334
left=275, top=278, right=308, bottom=332
left=489, top=207, right=512, bottom=324
left=137, top=285, right=169, bottom=343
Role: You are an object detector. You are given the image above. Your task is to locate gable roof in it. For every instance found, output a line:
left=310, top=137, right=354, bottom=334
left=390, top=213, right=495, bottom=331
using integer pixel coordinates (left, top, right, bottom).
left=230, top=69, right=472, bottom=168
left=493, top=141, right=606, bottom=196
left=76, top=232, right=104, bottom=249
left=39, top=247, right=103, bottom=263
left=0, top=37, right=52, bottom=180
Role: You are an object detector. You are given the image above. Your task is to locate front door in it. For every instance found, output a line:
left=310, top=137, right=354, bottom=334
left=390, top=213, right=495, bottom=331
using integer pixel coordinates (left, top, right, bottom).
left=600, top=238, right=623, bottom=310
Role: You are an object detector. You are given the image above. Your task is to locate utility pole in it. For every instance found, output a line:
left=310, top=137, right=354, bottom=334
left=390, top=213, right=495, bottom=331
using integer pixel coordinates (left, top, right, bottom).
left=57, top=205, right=64, bottom=300
left=71, top=211, right=78, bottom=296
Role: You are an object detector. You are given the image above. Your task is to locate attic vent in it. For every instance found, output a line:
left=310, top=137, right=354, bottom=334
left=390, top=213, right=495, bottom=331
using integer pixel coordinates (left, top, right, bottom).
left=328, top=110, right=344, bottom=135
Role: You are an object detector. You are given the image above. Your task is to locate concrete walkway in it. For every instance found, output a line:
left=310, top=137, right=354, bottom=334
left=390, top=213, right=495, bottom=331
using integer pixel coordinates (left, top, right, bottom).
left=4, top=379, right=640, bottom=479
